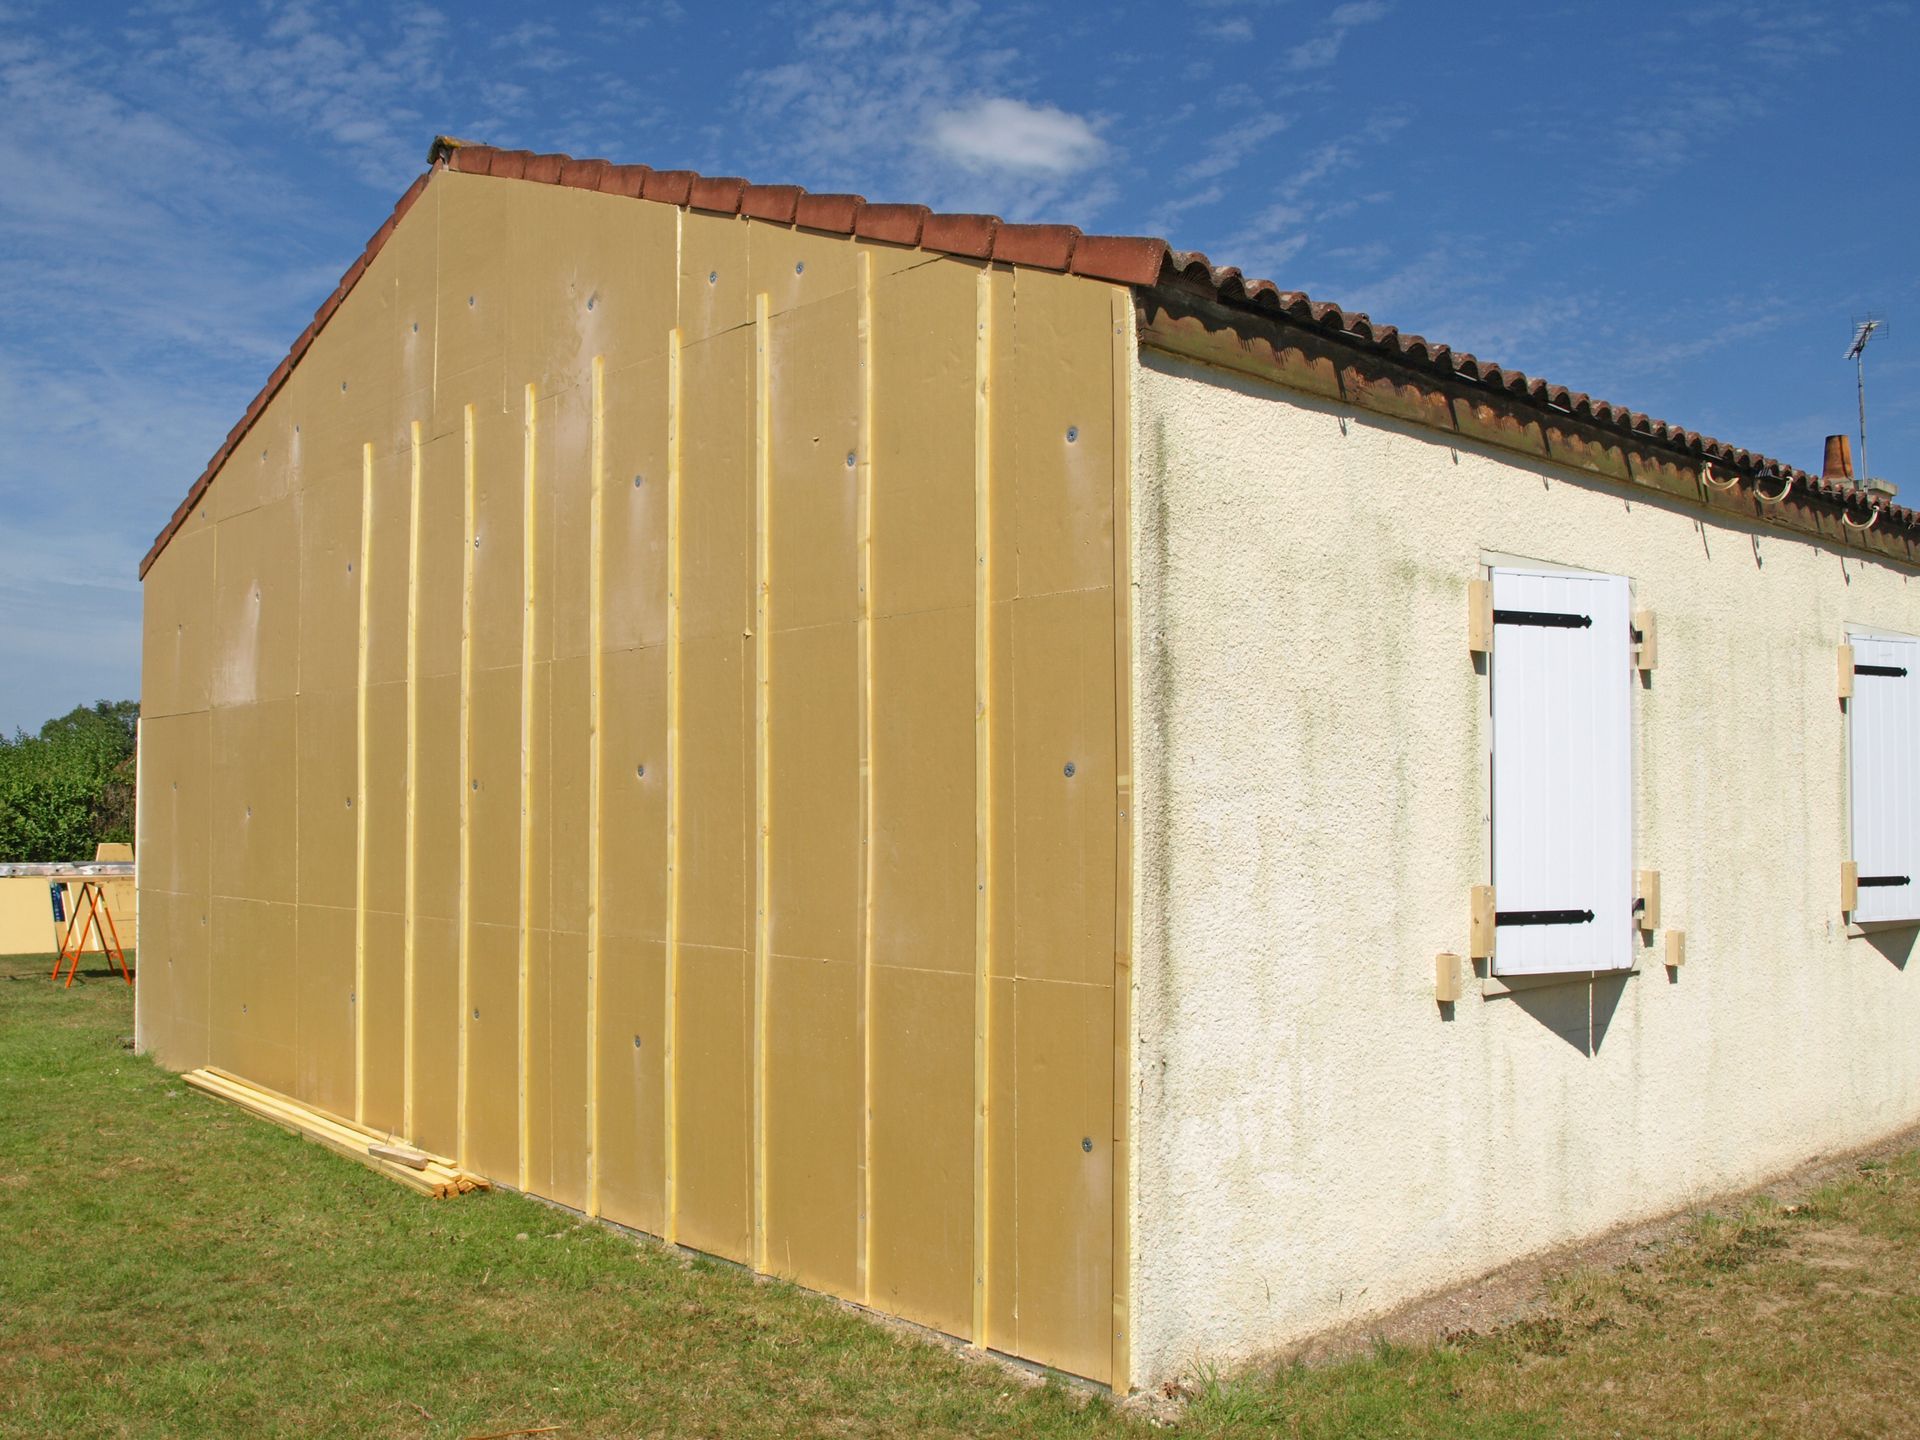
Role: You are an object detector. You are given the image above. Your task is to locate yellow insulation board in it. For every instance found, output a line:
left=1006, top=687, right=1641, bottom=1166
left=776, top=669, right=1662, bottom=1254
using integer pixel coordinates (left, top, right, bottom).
left=137, top=169, right=1131, bottom=1387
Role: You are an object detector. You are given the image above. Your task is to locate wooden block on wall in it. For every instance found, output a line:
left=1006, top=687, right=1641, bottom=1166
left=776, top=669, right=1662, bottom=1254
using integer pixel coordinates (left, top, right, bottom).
left=1842, top=860, right=1859, bottom=914
left=1664, top=930, right=1685, bottom=968
left=1635, top=869, right=1661, bottom=932
left=1434, top=952, right=1462, bottom=1004
left=1633, top=608, right=1657, bottom=670
left=1469, top=884, right=1495, bottom=960
left=1838, top=643, right=1855, bottom=701
left=1467, top=578, right=1493, bottom=654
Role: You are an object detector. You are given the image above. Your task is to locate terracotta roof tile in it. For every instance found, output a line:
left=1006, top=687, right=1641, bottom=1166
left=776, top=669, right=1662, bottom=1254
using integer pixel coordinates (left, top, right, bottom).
left=1071, top=234, right=1169, bottom=286
left=559, top=157, right=611, bottom=190
left=138, top=135, right=1911, bottom=580
left=366, top=214, right=399, bottom=253
left=991, top=222, right=1079, bottom=270
left=689, top=175, right=748, bottom=213
left=642, top=169, right=695, bottom=205
left=920, top=211, right=998, bottom=257
left=854, top=203, right=928, bottom=247
left=741, top=184, right=803, bottom=223
left=599, top=163, right=651, bottom=198
left=794, top=192, right=864, bottom=234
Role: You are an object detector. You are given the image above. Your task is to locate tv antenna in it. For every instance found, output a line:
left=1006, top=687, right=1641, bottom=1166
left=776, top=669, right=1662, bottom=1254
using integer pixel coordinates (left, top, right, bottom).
left=1845, top=316, right=1884, bottom=483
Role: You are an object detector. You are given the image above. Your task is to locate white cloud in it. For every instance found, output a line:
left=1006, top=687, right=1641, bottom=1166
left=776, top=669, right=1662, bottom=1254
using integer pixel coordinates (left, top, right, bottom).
left=736, top=2, right=1120, bottom=221
left=1202, top=16, right=1255, bottom=39
left=1287, top=0, right=1390, bottom=70
left=590, top=1, right=682, bottom=32
left=926, top=97, right=1106, bottom=175
left=1188, top=112, right=1291, bottom=181
left=1147, top=184, right=1226, bottom=235
left=1284, top=34, right=1343, bottom=70
left=1202, top=112, right=1405, bottom=278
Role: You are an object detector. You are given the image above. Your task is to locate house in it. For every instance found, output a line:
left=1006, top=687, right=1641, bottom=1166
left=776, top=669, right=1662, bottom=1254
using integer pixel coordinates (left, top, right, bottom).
left=136, top=136, right=1920, bottom=1389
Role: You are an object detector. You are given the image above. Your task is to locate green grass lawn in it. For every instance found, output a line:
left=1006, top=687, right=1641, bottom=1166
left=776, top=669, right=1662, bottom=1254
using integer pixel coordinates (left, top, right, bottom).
left=4, top=959, right=1918, bottom=1438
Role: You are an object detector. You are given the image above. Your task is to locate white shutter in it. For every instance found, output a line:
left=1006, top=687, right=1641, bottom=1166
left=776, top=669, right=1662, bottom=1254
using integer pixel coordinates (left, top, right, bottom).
left=1847, top=630, right=1920, bottom=924
left=1490, top=566, right=1634, bottom=975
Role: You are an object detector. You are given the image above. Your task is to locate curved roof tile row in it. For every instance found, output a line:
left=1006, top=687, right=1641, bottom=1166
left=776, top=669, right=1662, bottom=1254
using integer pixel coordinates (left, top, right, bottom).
left=138, top=136, right=1904, bottom=579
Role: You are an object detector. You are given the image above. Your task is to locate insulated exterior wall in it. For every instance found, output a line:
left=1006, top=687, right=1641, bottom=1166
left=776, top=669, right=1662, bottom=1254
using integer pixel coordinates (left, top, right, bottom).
left=137, top=168, right=1131, bottom=1386
left=1129, top=349, right=1920, bottom=1383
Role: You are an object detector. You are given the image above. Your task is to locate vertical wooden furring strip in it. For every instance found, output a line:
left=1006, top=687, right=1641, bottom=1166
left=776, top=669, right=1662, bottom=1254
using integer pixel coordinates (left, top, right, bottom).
left=853, top=251, right=876, bottom=1303
left=1107, top=288, right=1136, bottom=1394
left=752, top=292, right=773, bottom=1274
left=663, top=210, right=686, bottom=1245
left=131, top=716, right=144, bottom=1052
left=457, top=404, right=477, bottom=1168
left=586, top=355, right=606, bottom=1218
left=518, top=382, right=538, bottom=1191
left=663, top=326, right=684, bottom=1243
left=354, top=442, right=375, bottom=1125
left=402, top=420, right=424, bottom=1140
left=970, top=267, right=994, bottom=1350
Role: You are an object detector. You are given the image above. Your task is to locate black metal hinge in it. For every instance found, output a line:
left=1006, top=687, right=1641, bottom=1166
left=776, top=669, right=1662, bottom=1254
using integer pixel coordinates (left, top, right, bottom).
left=1858, top=875, right=1911, bottom=888
left=1494, top=610, right=1591, bottom=629
left=1495, top=909, right=1596, bottom=927
left=1854, top=664, right=1908, bottom=678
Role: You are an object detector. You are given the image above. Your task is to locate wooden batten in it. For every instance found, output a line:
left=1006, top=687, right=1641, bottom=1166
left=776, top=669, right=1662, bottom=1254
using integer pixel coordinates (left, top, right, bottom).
left=1467, top=578, right=1493, bottom=654
left=1469, top=884, right=1496, bottom=960
left=1635, top=870, right=1661, bottom=932
left=185, top=1067, right=489, bottom=1199
left=1633, top=609, right=1657, bottom=670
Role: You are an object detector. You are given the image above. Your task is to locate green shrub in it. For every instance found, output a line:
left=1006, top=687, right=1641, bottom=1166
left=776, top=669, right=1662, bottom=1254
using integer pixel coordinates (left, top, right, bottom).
left=0, top=700, right=138, bottom=862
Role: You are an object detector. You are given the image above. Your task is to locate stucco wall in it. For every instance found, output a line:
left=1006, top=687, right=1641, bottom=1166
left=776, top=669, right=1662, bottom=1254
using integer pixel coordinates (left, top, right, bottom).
left=1128, top=349, right=1920, bottom=1381
left=0, top=874, right=135, bottom=957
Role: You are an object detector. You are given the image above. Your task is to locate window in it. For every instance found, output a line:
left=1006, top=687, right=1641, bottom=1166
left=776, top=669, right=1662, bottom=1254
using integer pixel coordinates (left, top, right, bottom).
left=1846, top=629, right=1920, bottom=925
left=1489, top=565, right=1634, bottom=975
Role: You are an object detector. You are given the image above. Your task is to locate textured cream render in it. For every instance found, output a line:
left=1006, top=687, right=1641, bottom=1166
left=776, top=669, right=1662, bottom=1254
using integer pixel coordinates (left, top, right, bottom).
left=1127, top=348, right=1920, bottom=1382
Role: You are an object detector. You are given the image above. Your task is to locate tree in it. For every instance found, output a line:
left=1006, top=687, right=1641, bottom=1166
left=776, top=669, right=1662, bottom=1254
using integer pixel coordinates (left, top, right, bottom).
left=0, top=700, right=139, bottom=862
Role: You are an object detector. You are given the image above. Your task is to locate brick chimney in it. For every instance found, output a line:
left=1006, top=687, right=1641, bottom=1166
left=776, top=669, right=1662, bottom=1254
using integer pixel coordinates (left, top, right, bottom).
left=1826, top=433, right=1896, bottom=501
left=1823, top=434, right=1853, bottom=483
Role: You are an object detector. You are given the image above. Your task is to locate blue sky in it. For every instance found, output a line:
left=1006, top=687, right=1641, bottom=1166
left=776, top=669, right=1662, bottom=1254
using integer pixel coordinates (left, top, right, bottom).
left=1, top=0, right=1914, bottom=735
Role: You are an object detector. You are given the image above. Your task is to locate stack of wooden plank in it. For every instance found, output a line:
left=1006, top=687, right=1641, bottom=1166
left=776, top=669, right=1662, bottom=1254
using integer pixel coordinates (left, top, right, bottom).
left=182, top=1067, right=490, bottom=1199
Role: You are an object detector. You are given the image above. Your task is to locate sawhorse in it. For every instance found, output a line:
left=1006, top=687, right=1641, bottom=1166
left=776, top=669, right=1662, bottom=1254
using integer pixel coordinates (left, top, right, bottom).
left=51, top=881, right=132, bottom=988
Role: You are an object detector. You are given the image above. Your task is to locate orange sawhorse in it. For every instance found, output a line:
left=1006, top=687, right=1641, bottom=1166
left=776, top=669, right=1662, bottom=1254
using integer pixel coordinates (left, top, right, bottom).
left=51, top=881, right=132, bottom=988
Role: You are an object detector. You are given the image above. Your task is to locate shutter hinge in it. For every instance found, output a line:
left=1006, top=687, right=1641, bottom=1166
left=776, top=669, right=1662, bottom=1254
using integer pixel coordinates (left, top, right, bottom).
left=1494, top=609, right=1591, bottom=629
left=1495, top=908, right=1596, bottom=927
left=1632, top=609, right=1657, bottom=670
